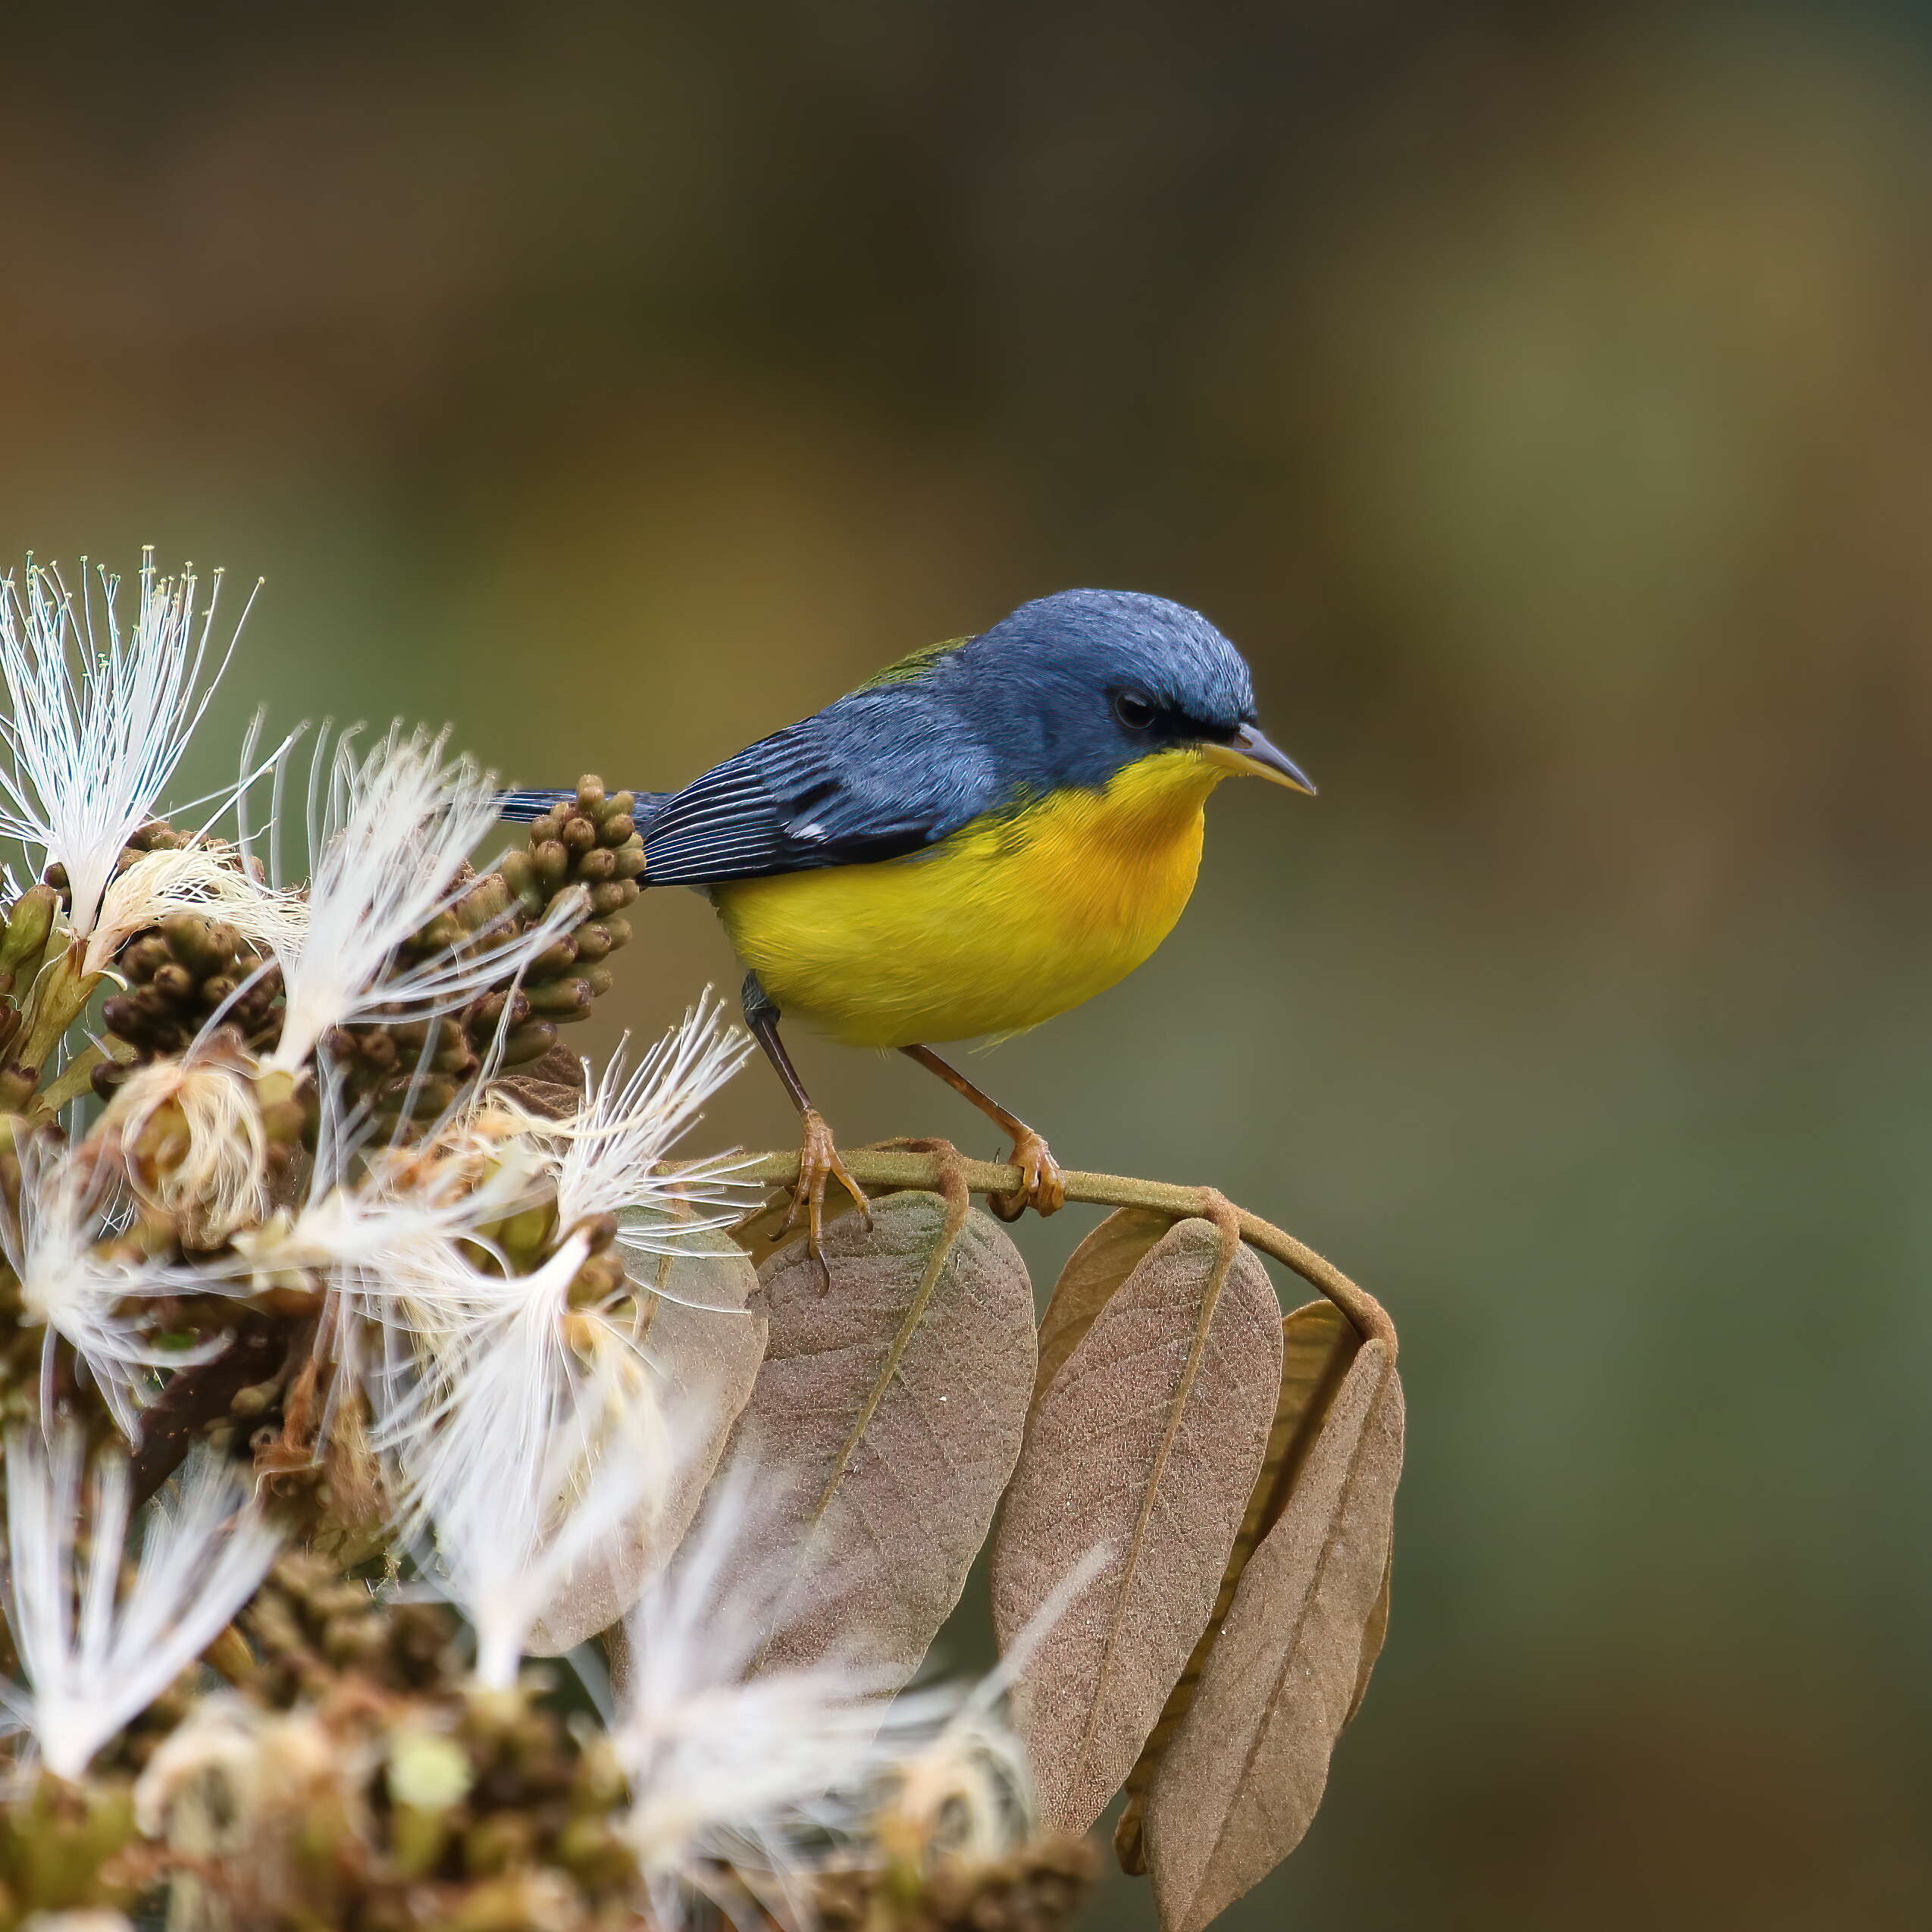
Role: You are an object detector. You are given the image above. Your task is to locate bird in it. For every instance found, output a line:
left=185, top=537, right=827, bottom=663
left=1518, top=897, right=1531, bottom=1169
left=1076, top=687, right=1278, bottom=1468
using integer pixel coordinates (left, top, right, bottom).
left=500, top=587, right=1314, bottom=1253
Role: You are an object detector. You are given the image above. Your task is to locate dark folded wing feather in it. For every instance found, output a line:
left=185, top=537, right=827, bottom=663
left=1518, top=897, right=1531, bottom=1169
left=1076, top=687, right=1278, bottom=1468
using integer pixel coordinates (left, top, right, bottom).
left=641, top=686, right=1000, bottom=886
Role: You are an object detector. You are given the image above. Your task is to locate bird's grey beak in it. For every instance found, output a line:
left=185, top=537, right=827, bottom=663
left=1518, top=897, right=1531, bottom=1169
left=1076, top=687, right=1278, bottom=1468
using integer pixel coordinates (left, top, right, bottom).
left=1203, top=722, right=1317, bottom=795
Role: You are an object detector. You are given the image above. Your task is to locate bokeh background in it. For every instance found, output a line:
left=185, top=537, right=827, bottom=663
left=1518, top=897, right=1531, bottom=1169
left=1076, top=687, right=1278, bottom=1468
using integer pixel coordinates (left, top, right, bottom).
left=8, top=2, right=1932, bottom=1923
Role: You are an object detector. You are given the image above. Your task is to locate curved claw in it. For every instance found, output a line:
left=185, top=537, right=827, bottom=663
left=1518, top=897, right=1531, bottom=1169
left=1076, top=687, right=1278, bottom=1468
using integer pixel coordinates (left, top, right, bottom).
left=987, top=1126, right=1066, bottom=1223
left=779, top=1108, right=873, bottom=1273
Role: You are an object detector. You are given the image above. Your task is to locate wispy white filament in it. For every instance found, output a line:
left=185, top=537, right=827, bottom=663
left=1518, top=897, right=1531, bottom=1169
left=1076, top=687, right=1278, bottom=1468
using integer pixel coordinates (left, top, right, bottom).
left=370, top=1231, right=677, bottom=1687
left=615, top=1465, right=950, bottom=1917
left=0, top=1430, right=283, bottom=1780
left=0, top=554, right=248, bottom=938
left=85, top=844, right=308, bottom=978
left=531, top=1000, right=755, bottom=1256
left=268, top=726, right=584, bottom=1071
left=0, top=1138, right=239, bottom=1436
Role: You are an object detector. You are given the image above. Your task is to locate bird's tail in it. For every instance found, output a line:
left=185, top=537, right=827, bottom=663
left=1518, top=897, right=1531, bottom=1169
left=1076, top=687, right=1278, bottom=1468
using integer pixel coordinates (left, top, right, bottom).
left=496, top=786, right=671, bottom=828
left=496, top=787, right=576, bottom=824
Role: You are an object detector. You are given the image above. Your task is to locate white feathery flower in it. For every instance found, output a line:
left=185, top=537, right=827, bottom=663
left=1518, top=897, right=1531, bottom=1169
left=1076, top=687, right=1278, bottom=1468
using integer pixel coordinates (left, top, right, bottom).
left=0, top=553, right=248, bottom=938
left=614, top=1464, right=949, bottom=1916
left=371, top=1232, right=676, bottom=1687
left=226, top=1171, right=518, bottom=1298
left=0, top=1137, right=238, bottom=1436
left=84, top=843, right=308, bottom=978
left=363, top=1227, right=599, bottom=1474
left=532, top=1000, right=755, bottom=1257
left=268, top=725, right=584, bottom=1072
left=102, top=1053, right=270, bottom=1246
left=0, top=1430, right=283, bottom=1780
left=183, top=1075, right=548, bottom=1460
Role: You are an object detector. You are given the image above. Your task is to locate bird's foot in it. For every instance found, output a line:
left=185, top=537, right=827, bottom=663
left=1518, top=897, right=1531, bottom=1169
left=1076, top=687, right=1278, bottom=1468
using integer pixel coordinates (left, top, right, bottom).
left=780, top=1108, right=873, bottom=1272
left=987, top=1126, right=1066, bottom=1222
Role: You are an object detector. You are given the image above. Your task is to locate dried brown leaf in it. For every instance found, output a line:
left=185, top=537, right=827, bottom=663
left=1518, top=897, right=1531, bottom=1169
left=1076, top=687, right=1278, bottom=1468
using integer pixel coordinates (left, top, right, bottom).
left=1346, top=1552, right=1393, bottom=1728
left=1113, top=1297, right=1361, bottom=1874
left=1033, top=1207, right=1173, bottom=1408
left=526, top=1227, right=766, bottom=1654
left=991, top=1217, right=1284, bottom=1836
left=490, top=1043, right=591, bottom=1120
left=731, top=1189, right=1036, bottom=1683
left=1144, top=1340, right=1404, bottom=1932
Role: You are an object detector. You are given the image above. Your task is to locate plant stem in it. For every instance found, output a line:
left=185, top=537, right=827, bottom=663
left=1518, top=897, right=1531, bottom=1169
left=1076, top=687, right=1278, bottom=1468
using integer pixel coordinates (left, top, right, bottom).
left=728, top=1148, right=1395, bottom=1357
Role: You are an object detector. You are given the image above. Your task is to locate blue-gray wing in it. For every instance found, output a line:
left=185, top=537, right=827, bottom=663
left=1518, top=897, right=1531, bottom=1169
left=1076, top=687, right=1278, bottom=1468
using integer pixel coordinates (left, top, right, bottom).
left=640, top=688, right=997, bottom=887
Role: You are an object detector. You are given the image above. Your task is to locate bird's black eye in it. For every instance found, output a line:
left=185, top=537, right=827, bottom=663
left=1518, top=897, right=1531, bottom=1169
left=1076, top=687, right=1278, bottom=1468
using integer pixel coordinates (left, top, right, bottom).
left=1113, top=690, right=1157, bottom=731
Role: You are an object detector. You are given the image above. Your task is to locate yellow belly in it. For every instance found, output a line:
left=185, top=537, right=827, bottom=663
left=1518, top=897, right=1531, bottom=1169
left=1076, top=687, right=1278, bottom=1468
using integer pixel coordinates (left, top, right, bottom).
left=712, top=749, right=1224, bottom=1047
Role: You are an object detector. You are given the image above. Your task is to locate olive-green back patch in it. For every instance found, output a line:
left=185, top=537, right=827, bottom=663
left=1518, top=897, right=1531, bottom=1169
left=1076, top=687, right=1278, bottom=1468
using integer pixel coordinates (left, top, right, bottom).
left=850, top=635, right=968, bottom=694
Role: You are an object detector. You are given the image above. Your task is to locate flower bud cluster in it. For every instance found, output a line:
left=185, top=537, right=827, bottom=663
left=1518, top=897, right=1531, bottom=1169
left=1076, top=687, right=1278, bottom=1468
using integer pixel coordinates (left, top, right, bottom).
left=493, top=776, right=642, bottom=1061
left=130, top=1640, right=643, bottom=1932
left=97, top=921, right=283, bottom=1095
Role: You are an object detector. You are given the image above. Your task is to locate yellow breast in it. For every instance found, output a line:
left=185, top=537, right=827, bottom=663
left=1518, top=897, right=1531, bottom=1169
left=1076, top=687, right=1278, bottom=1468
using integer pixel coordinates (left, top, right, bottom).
left=712, top=748, right=1225, bottom=1047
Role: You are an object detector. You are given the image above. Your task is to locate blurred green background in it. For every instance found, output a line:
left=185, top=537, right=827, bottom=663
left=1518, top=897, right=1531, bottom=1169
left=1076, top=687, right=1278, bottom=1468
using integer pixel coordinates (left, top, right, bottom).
left=8, top=2, right=1932, bottom=1924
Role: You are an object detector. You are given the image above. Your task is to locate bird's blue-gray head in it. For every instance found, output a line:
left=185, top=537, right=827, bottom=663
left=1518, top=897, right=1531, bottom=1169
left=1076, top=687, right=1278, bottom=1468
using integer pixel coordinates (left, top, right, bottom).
left=952, top=588, right=1314, bottom=798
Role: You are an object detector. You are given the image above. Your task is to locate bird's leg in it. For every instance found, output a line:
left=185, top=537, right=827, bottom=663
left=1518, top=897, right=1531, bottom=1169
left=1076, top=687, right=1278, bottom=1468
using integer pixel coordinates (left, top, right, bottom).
left=742, top=972, right=871, bottom=1260
left=900, top=1044, right=1066, bottom=1223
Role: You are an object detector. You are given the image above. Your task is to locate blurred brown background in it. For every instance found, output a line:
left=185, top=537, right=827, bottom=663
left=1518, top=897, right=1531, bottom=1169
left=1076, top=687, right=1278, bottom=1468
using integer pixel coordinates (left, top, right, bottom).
left=8, top=2, right=1931, bottom=1924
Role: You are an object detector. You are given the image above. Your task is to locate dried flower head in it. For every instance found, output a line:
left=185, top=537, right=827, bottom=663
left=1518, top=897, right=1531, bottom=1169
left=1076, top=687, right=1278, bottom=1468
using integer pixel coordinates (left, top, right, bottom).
left=101, top=1051, right=271, bottom=1247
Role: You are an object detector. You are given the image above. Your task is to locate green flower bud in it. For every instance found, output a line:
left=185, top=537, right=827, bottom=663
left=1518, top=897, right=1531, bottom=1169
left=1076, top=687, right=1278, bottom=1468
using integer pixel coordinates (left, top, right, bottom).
left=528, top=937, right=578, bottom=980
left=459, top=874, right=514, bottom=932
left=0, top=885, right=59, bottom=978
left=158, top=912, right=224, bottom=977
left=524, top=979, right=593, bottom=1019
left=461, top=1810, right=535, bottom=1878
left=498, top=1020, right=558, bottom=1067
left=553, top=1815, right=631, bottom=1889
left=415, top=911, right=463, bottom=953
left=567, top=1249, right=625, bottom=1307
left=120, top=935, right=171, bottom=979
left=496, top=850, right=540, bottom=908
left=356, top=1030, right=400, bottom=1074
